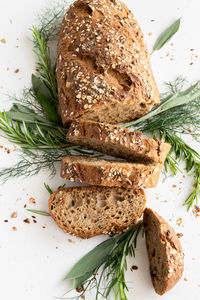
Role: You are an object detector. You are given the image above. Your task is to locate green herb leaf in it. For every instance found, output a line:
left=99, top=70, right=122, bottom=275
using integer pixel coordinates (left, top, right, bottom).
left=31, top=26, right=58, bottom=102
left=6, top=103, right=53, bottom=126
left=27, top=209, right=50, bottom=216
left=44, top=183, right=53, bottom=194
left=64, top=238, right=116, bottom=280
left=57, top=183, right=66, bottom=190
left=32, top=74, right=60, bottom=123
left=64, top=222, right=143, bottom=299
left=152, top=18, right=181, bottom=52
left=123, top=81, right=200, bottom=128
left=73, top=271, right=95, bottom=289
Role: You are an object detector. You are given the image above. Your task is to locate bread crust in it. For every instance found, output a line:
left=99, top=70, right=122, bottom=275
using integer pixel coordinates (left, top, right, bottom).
left=67, top=120, right=171, bottom=163
left=56, top=0, right=160, bottom=126
left=143, top=208, right=184, bottom=295
left=49, top=186, right=146, bottom=238
left=61, top=156, right=162, bottom=188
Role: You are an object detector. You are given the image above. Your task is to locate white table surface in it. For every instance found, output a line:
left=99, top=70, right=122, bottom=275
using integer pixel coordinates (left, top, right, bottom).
left=0, top=0, right=200, bottom=299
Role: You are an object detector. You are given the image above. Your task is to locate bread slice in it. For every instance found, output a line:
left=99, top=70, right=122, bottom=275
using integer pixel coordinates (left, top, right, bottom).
left=49, top=186, right=146, bottom=239
left=57, top=0, right=159, bottom=126
left=143, top=208, right=184, bottom=295
left=61, top=156, right=162, bottom=188
left=67, top=120, right=171, bottom=164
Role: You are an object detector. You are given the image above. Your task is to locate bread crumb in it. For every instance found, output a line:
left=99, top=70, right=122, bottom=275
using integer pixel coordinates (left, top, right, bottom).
left=12, top=226, right=17, bottom=231
left=33, top=219, right=37, bottom=223
left=24, top=218, right=30, bottom=224
left=1, top=38, right=6, bottom=44
left=11, top=212, right=17, bottom=218
left=4, top=220, right=8, bottom=223
left=56, top=246, right=58, bottom=249
left=24, top=204, right=27, bottom=208
left=29, top=197, right=36, bottom=204
left=42, top=226, right=46, bottom=229
left=14, top=68, right=19, bottom=73
left=184, top=277, right=188, bottom=282
left=150, top=19, right=155, bottom=22
left=177, top=233, right=183, bottom=238
left=68, top=239, right=75, bottom=244
left=193, top=205, right=200, bottom=218
left=176, top=218, right=182, bottom=226
left=131, top=265, right=138, bottom=271
left=148, top=32, right=152, bottom=36
left=172, top=185, right=176, bottom=188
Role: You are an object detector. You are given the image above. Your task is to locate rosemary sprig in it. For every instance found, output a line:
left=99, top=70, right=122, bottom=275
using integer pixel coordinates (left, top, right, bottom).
left=64, top=222, right=143, bottom=300
left=32, top=26, right=58, bottom=102
left=0, top=110, right=67, bottom=149
left=27, top=209, right=51, bottom=216
left=160, top=130, right=200, bottom=209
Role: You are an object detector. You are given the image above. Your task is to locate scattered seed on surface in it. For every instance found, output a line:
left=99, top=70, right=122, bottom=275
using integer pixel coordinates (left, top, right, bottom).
left=29, top=197, right=36, bottom=204
left=24, top=218, right=30, bottom=224
left=11, top=212, right=17, bottom=218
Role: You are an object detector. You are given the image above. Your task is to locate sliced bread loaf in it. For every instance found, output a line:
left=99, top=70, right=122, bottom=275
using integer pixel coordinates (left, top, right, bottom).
left=67, top=120, right=171, bottom=164
left=49, top=186, right=146, bottom=238
left=143, top=208, right=184, bottom=295
left=57, top=0, right=159, bottom=126
left=61, top=156, right=162, bottom=188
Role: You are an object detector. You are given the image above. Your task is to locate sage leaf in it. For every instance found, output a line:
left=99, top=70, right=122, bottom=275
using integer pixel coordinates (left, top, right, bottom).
left=65, top=238, right=116, bottom=280
left=123, top=81, right=200, bottom=127
left=73, top=270, right=95, bottom=289
left=27, top=209, right=50, bottom=216
left=6, top=104, right=54, bottom=126
left=32, top=74, right=60, bottom=124
left=153, top=18, right=181, bottom=52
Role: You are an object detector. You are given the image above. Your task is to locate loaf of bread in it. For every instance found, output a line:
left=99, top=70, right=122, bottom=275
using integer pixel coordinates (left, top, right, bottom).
left=49, top=186, right=146, bottom=238
left=61, top=156, right=162, bottom=188
left=143, top=208, right=184, bottom=295
left=57, top=0, right=160, bottom=126
left=67, top=120, right=171, bottom=163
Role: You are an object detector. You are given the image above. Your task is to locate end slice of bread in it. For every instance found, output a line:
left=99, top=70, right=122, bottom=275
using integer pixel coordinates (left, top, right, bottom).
left=49, top=186, right=146, bottom=239
left=67, top=120, right=171, bottom=164
left=61, top=156, right=162, bottom=188
left=143, top=208, right=184, bottom=295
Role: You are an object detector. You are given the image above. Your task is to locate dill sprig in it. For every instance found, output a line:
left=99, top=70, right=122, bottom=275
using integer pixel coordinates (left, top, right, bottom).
left=123, top=79, right=200, bottom=139
left=36, top=0, right=67, bottom=42
left=0, top=147, right=101, bottom=182
left=63, top=222, right=143, bottom=300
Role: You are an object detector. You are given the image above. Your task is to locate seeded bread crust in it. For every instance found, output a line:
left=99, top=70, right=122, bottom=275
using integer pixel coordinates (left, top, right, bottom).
left=49, top=186, right=146, bottom=238
left=143, top=208, right=184, bottom=295
left=67, top=120, right=171, bottom=163
left=57, top=0, right=160, bottom=126
left=61, top=156, right=162, bottom=188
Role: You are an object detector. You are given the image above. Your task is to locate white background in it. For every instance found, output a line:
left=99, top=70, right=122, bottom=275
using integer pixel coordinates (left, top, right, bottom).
left=0, top=0, right=200, bottom=299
